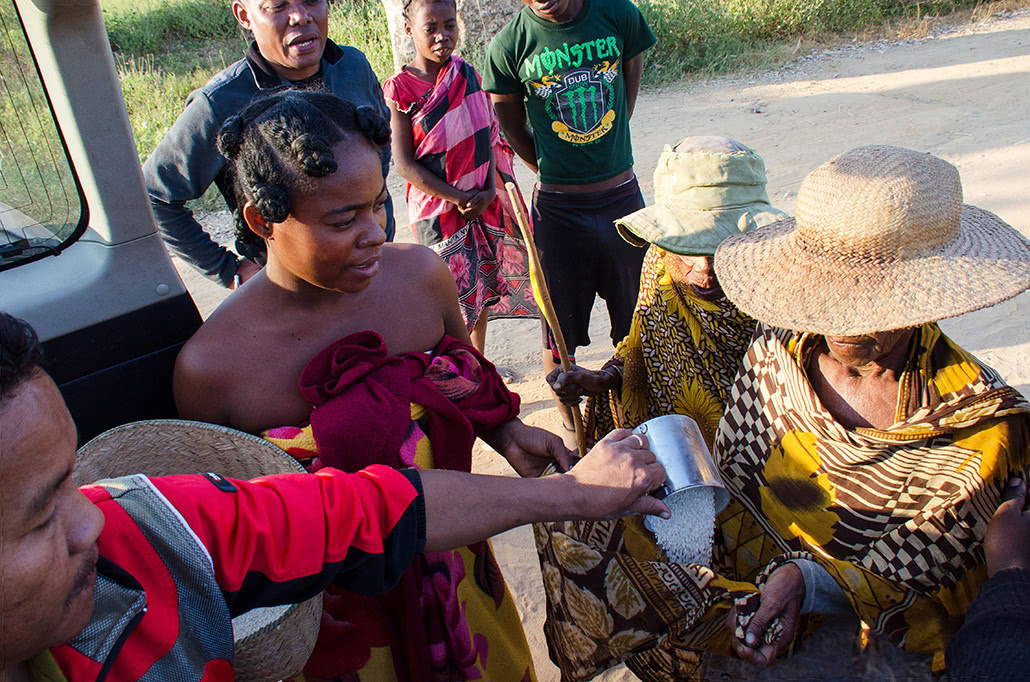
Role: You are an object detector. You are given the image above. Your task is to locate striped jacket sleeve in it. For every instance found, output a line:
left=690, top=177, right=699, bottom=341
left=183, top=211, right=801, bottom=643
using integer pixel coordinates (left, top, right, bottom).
left=149, top=465, right=425, bottom=616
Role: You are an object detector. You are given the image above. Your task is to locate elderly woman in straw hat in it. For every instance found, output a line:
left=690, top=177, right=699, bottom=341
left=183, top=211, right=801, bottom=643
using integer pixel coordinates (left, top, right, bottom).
left=538, top=136, right=790, bottom=681
left=706, top=145, right=1030, bottom=673
left=538, top=144, right=1030, bottom=680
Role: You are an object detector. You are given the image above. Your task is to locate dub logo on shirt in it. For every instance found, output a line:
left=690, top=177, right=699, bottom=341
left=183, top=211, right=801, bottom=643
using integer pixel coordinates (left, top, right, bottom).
left=528, top=58, right=620, bottom=145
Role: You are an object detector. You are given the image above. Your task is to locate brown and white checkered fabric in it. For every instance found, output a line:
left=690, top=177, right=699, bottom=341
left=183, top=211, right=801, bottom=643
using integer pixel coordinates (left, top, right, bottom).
left=715, top=323, right=1029, bottom=592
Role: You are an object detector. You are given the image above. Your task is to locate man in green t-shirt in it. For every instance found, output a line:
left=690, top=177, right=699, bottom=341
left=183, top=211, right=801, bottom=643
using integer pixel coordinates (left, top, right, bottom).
left=483, top=0, right=656, bottom=431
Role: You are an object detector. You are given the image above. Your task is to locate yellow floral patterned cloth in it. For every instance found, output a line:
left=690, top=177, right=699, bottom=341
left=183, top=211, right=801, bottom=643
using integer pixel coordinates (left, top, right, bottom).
left=588, top=246, right=755, bottom=448
left=715, top=323, right=1030, bottom=671
left=534, top=246, right=763, bottom=681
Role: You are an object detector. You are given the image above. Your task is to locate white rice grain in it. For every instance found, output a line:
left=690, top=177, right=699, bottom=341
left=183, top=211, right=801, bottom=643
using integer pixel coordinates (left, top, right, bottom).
left=644, top=485, right=716, bottom=566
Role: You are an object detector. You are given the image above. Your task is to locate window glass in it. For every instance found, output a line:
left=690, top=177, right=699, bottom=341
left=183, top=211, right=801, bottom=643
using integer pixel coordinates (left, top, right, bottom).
left=0, top=2, right=84, bottom=270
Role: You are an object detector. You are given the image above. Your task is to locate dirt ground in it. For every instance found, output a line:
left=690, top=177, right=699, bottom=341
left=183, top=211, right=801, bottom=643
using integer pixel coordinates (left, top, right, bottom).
left=178, top=10, right=1030, bottom=681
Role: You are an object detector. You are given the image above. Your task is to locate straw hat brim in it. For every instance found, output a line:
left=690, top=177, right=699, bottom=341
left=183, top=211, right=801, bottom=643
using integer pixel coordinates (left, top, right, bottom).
left=76, top=420, right=322, bottom=682
left=617, top=203, right=788, bottom=256
left=715, top=205, right=1030, bottom=336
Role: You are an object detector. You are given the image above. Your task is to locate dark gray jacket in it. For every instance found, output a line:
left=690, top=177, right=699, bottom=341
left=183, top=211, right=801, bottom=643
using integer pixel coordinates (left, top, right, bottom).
left=946, top=568, right=1030, bottom=680
left=142, top=41, right=394, bottom=287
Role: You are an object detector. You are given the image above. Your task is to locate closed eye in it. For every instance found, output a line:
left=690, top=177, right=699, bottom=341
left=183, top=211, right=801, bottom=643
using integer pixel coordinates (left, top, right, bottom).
left=35, top=508, right=56, bottom=533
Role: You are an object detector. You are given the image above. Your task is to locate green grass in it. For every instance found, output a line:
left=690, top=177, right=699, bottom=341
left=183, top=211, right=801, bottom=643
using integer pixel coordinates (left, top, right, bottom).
left=326, top=0, right=394, bottom=86
left=104, top=0, right=241, bottom=53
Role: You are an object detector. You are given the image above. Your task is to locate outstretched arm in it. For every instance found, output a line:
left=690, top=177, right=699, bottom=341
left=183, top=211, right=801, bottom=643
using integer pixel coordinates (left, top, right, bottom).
left=422, top=429, right=667, bottom=549
left=148, top=429, right=667, bottom=615
left=490, top=93, right=538, bottom=173
left=547, top=360, right=623, bottom=406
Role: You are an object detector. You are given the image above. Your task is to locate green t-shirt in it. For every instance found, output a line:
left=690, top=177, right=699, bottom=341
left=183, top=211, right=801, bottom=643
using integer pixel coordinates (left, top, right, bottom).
left=482, top=0, right=656, bottom=185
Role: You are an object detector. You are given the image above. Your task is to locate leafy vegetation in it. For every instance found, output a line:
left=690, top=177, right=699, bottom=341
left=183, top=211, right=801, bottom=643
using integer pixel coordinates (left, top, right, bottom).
left=97, top=0, right=1018, bottom=187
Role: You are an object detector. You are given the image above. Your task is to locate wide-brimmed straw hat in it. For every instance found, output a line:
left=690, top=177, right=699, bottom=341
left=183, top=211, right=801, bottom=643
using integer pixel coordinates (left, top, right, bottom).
left=715, top=145, right=1030, bottom=336
left=75, top=420, right=322, bottom=682
left=616, top=137, right=787, bottom=255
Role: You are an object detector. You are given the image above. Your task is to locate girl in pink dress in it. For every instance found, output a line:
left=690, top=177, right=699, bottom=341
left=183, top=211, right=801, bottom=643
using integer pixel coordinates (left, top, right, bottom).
left=384, top=0, right=538, bottom=354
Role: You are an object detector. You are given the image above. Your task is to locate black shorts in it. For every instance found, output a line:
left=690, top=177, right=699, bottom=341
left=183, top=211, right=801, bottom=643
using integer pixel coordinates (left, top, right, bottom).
left=532, top=178, right=646, bottom=357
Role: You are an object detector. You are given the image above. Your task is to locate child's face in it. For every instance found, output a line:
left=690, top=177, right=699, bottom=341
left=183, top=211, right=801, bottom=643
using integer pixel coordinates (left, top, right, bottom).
left=405, top=0, right=459, bottom=65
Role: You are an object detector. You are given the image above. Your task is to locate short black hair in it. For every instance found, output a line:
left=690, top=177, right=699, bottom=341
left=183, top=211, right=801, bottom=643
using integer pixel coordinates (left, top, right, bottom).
left=216, top=89, right=391, bottom=259
left=0, top=312, right=43, bottom=400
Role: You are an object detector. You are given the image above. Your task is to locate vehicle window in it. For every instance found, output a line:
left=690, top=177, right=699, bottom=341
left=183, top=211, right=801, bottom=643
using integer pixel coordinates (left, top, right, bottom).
left=0, top=2, right=85, bottom=271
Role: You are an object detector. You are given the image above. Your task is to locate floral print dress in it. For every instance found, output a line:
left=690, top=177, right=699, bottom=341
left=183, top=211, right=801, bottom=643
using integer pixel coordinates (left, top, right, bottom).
left=383, top=57, right=539, bottom=332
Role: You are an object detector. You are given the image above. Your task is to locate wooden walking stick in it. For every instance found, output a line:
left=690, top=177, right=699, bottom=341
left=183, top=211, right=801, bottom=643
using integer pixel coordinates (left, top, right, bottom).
left=504, top=182, right=588, bottom=459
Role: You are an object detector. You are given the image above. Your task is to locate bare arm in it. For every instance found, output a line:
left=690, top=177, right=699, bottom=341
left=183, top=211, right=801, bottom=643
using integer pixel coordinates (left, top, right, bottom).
left=420, top=429, right=668, bottom=551
left=422, top=246, right=473, bottom=343
left=624, top=53, right=643, bottom=120
left=388, top=100, right=470, bottom=206
left=173, top=337, right=233, bottom=426
left=490, top=93, right=538, bottom=173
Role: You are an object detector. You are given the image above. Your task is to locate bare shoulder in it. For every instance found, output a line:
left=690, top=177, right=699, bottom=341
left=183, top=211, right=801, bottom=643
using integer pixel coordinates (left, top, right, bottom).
left=384, top=242, right=469, bottom=342
left=384, top=241, right=441, bottom=265
left=173, top=297, right=257, bottom=423
left=383, top=242, right=451, bottom=287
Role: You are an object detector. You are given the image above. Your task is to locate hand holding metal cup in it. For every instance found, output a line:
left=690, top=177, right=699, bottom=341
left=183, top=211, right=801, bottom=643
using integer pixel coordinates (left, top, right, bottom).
left=631, top=414, right=729, bottom=512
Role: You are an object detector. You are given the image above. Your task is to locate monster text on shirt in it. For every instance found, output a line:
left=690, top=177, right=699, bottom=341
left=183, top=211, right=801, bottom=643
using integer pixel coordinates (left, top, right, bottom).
left=521, top=37, right=622, bottom=79
left=523, top=37, right=622, bottom=146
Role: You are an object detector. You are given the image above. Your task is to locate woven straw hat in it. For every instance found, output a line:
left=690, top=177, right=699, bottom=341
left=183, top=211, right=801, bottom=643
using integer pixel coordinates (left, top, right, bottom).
left=616, top=136, right=787, bottom=255
left=75, top=420, right=322, bottom=682
left=715, top=145, right=1030, bottom=336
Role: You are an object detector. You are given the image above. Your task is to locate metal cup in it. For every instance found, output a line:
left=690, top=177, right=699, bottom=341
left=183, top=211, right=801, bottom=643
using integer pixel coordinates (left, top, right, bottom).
left=633, top=414, right=729, bottom=513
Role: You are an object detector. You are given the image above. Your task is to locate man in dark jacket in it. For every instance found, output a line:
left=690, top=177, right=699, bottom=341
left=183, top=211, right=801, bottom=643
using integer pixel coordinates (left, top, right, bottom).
left=143, top=0, right=395, bottom=289
left=0, top=312, right=667, bottom=682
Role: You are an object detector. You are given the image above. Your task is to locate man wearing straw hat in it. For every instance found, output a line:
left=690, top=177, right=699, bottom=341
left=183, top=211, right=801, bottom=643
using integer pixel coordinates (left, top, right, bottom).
left=0, top=312, right=668, bottom=682
left=540, top=144, right=1030, bottom=679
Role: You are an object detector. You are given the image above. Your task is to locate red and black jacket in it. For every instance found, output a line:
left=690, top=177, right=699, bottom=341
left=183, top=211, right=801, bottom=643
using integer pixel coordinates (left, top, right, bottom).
left=48, top=465, right=425, bottom=681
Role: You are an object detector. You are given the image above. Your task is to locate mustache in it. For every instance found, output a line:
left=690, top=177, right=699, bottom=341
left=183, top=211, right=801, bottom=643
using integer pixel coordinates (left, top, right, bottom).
left=64, top=547, right=99, bottom=612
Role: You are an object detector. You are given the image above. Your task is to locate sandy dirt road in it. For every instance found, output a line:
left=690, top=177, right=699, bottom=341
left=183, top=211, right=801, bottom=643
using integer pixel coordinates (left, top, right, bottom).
left=177, top=12, right=1029, bottom=680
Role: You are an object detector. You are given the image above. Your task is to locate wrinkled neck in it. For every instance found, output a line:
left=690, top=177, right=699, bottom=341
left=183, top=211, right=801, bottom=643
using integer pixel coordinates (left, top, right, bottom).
left=825, top=332, right=913, bottom=381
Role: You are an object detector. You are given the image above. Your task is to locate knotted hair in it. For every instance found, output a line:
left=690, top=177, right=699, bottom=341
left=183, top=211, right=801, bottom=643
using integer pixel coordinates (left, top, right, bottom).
left=402, top=0, right=456, bottom=20
left=217, top=89, right=390, bottom=256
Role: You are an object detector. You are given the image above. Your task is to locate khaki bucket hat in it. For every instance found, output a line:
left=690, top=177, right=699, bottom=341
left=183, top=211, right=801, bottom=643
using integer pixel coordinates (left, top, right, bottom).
left=616, top=139, right=787, bottom=255
left=715, top=145, right=1030, bottom=336
left=75, top=420, right=322, bottom=682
